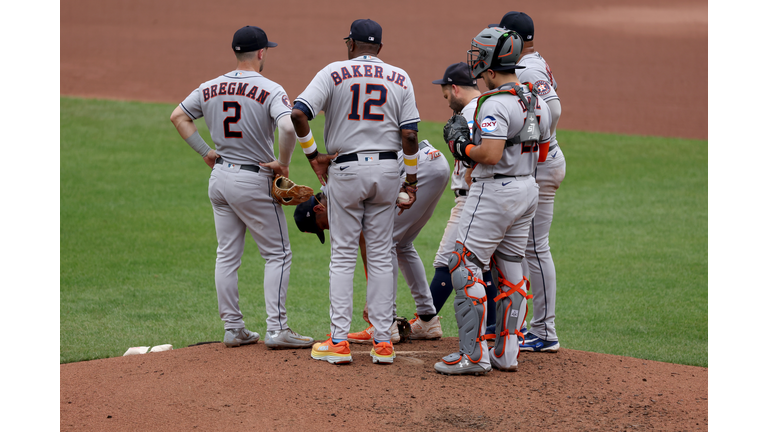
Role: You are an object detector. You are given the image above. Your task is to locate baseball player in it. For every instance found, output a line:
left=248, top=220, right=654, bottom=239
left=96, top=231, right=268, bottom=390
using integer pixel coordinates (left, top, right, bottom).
left=493, top=12, right=566, bottom=353
left=169, top=26, right=314, bottom=350
left=434, top=27, right=552, bottom=375
left=290, top=19, right=421, bottom=365
left=428, top=62, right=499, bottom=336
left=294, top=142, right=449, bottom=344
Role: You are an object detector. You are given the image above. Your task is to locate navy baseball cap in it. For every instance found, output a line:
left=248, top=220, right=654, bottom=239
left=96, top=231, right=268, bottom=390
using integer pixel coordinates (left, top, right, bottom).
left=432, top=62, right=477, bottom=86
left=490, top=12, right=534, bottom=41
left=294, top=194, right=325, bottom=244
left=344, top=19, right=383, bottom=44
left=232, top=26, right=278, bottom=52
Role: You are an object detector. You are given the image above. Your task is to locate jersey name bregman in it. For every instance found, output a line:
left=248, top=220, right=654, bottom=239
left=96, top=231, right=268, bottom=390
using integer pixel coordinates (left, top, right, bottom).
left=331, top=66, right=408, bottom=88
left=202, top=82, right=270, bottom=104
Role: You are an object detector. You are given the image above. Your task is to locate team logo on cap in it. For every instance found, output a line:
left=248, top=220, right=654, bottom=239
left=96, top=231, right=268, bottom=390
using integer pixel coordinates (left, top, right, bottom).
left=481, top=116, right=498, bottom=133
left=282, top=95, right=292, bottom=108
left=368, top=36, right=374, bottom=41
left=534, top=80, right=551, bottom=96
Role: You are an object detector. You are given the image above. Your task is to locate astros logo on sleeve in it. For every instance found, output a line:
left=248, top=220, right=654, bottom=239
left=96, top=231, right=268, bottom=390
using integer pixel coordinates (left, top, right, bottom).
left=534, top=80, right=551, bottom=96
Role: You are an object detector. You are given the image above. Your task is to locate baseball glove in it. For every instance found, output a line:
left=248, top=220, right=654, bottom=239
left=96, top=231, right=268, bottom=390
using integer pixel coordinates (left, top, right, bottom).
left=394, top=316, right=412, bottom=343
left=272, top=175, right=313, bottom=205
left=443, top=114, right=473, bottom=166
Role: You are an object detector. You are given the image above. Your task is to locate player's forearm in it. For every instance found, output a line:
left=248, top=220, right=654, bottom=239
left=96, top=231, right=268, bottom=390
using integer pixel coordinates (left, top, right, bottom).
left=401, top=129, right=419, bottom=156
left=290, top=109, right=311, bottom=139
left=401, top=129, right=419, bottom=184
left=276, top=115, right=296, bottom=166
left=547, top=99, right=561, bottom=137
left=171, top=106, right=212, bottom=157
left=469, top=139, right=505, bottom=165
left=170, top=106, right=198, bottom=139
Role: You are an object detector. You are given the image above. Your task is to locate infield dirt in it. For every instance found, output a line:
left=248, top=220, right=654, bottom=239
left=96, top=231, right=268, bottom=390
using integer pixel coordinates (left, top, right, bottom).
left=60, top=0, right=707, bottom=430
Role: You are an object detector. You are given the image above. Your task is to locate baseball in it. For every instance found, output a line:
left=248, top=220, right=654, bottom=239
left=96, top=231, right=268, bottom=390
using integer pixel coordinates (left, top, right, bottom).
left=397, top=192, right=410, bottom=204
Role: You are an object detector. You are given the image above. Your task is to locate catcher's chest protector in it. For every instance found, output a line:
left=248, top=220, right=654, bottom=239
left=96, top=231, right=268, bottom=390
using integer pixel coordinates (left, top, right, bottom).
left=473, top=82, right=542, bottom=147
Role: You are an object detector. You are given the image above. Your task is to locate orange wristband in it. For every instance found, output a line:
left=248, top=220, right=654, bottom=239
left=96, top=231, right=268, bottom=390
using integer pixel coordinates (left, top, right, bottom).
left=465, top=144, right=475, bottom=158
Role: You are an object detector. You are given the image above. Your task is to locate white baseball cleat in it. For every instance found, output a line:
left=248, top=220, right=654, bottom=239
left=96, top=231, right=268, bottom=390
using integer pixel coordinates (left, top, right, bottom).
left=223, top=328, right=260, bottom=347
left=434, top=353, right=491, bottom=376
left=408, top=315, right=443, bottom=340
left=265, top=328, right=314, bottom=349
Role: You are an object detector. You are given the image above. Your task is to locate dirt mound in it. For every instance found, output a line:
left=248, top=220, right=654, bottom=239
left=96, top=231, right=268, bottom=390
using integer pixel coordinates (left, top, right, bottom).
left=60, top=339, right=707, bottom=431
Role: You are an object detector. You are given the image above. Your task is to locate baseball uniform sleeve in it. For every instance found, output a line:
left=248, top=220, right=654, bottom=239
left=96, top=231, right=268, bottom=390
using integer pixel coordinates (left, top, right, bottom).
left=179, top=87, right=204, bottom=120
left=398, top=74, right=420, bottom=127
left=518, top=65, right=558, bottom=103
left=537, top=96, right=552, bottom=144
left=478, top=99, right=509, bottom=140
left=269, top=86, right=293, bottom=123
left=294, top=67, right=333, bottom=120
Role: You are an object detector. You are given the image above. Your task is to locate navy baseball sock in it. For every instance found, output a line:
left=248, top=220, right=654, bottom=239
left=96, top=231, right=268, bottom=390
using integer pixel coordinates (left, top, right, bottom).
left=429, top=266, right=453, bottom=314
left=419, top=313, right=436, bottom=322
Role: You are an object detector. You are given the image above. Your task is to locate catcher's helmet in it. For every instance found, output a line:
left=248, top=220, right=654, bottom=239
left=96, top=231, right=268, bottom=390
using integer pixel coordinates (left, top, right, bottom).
left=467, top=27, right=525, bottom=78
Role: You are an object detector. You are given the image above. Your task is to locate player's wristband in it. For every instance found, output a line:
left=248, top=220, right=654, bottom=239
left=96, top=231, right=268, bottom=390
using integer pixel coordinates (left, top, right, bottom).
left=184, top=131, right=212, bottom=157
left=464, top=144, right=476, bottom=159
left=298, top=131, right=318, bottom=155
left=403, top=153, right=418, bottom=175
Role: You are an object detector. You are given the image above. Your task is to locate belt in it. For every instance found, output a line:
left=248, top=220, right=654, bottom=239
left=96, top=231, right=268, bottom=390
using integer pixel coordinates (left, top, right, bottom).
left=493, top=174, right=531, bottom=179
left=333, top=151, right=398, bottom=164
left=418, top=141, right=430, bottom=150
left=548, top=143, right=559, bottom=152
left=215, top=157, right=260, bottom=173
left=454, top=189, right=468, bottom=197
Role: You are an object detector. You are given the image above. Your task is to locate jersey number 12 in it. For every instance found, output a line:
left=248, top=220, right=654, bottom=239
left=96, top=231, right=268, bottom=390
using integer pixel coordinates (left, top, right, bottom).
left=348, top=84, right=387, bottom=121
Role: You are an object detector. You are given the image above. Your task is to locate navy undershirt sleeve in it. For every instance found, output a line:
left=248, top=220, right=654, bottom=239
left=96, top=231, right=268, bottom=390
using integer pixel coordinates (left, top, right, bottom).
left=293, top=101, right=314, bottom=121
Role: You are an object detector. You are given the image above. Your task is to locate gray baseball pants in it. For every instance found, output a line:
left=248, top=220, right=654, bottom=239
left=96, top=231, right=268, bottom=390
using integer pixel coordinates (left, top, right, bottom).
left=208, top=163, right=292, bottom=332
left=523, top=147, right=566, bottom=341
left=326, top=154, right=400, bottom=342
left=391, top=150, right=450, bottom=318
left=456, top=175, right=539, bottom=370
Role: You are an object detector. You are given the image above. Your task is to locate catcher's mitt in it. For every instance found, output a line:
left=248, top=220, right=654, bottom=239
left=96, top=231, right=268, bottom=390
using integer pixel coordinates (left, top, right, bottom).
left=443, top=114, right=473, bottom=166
left=272, top=175, right=313, bottom=205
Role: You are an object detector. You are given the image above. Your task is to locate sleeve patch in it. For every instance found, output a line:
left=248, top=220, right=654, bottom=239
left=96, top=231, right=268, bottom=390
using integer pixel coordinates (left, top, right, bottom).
left=480, top=116, right=498, bottom=133
left=282, top=94, right=292, bottom=109
left=534, top=80, right=552, bottom=96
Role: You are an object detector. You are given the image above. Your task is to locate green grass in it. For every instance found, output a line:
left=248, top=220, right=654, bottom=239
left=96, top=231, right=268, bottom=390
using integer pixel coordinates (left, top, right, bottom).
left=60, top=97, right=707, bottom=366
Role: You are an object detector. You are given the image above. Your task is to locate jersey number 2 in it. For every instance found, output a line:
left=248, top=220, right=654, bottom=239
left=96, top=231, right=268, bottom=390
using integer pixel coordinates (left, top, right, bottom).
left=348, top=84, right=387, bottom=121
left=223, top=101, right=242, bottom=138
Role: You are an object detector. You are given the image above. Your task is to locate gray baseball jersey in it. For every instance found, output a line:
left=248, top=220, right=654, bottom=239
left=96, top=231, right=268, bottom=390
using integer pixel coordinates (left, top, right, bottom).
left=180, top=70, right=292, bottom=167
left=472, top=85, right=552, bottom=179
left=178, top=70, right=296, bottom=333
left=517, top=52, right=560, bottom=147
left=295, top=55, right=420, bottom=155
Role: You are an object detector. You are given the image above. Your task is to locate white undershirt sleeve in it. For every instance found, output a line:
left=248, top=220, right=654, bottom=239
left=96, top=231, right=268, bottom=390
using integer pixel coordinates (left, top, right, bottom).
left=276, top=115, right=296, bottom=166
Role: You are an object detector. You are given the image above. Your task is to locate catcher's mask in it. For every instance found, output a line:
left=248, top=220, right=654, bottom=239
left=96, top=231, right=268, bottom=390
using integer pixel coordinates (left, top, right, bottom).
left=293, top=194, right=325, bottom=244
left=467, top=27, right=525, bottom=78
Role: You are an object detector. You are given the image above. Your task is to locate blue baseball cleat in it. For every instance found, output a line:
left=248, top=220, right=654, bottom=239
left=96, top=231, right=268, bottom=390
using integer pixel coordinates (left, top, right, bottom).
left=520, top=335, right=559, bottom=353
